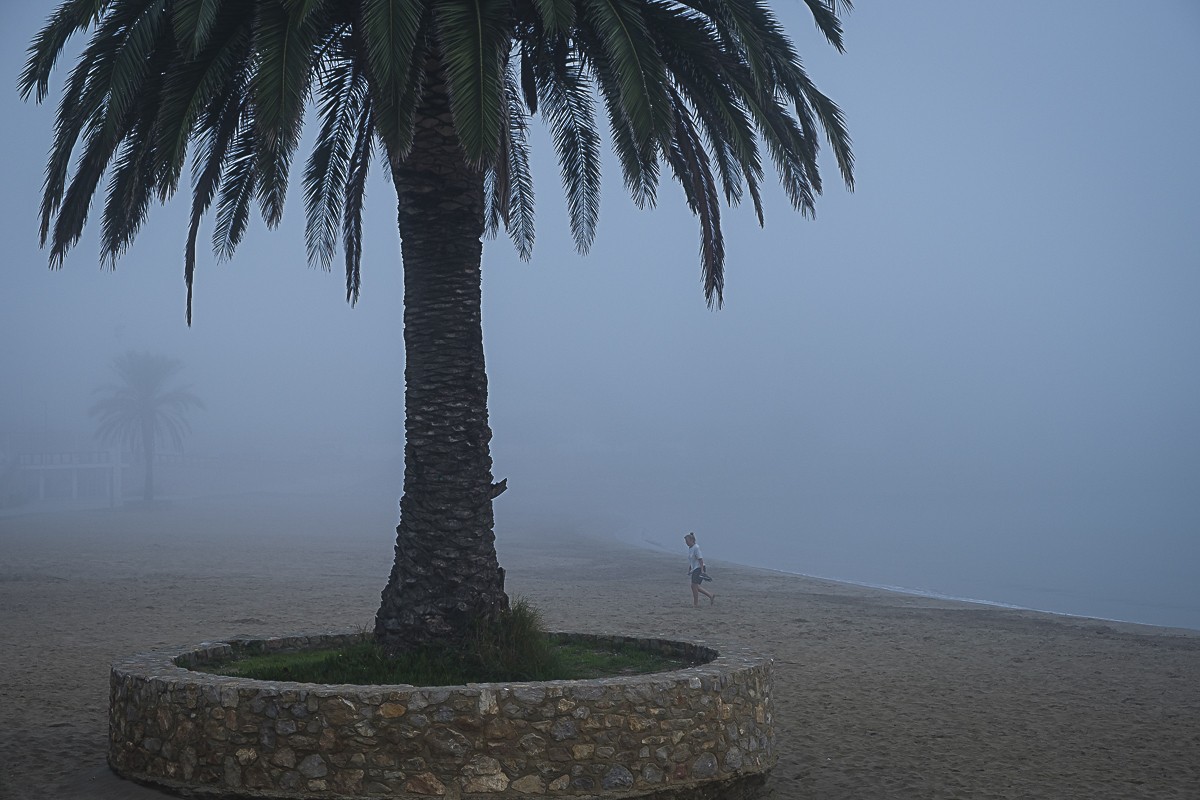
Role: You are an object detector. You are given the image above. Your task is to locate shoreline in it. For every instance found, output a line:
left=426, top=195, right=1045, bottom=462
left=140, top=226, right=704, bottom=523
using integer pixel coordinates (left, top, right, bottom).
left=620, top=533, right=1200, bottom=635
left=734, top=564, right=1200, bottom=635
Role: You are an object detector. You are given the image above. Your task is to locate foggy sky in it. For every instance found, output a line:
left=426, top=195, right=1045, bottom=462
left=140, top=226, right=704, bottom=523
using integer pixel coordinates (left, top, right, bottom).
left=2, top=2, right=1197, bottom=625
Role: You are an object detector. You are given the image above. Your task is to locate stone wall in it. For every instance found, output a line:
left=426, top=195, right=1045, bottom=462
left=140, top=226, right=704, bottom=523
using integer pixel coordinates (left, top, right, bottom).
left=109, top=632, right=774, bottom=799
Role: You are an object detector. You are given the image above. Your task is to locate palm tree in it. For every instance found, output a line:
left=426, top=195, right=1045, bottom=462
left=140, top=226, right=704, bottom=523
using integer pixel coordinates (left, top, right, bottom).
left=91, top=351, right=204, bottom=503
left=22, top=0, right=853, bottom=652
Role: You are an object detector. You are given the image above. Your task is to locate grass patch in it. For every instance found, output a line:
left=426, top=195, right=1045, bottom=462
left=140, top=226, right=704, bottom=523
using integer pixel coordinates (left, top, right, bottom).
left=194, top=600, right=692, bottom=685
left=553, top=638, right=689, bottom=680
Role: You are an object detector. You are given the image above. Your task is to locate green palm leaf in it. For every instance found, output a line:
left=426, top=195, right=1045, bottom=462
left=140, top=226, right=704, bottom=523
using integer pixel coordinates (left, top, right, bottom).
left=40, top=3, right=152, bottom=257
left=642, top=2, right=760, bottom=211
left=801, top=0, right=852, bottom=53
left=153, top=11, right=254, bottom=201
left=100, top=0, right=168, bottom=143
left=531, top=0, right=575, bottom=35
left=186, top=72, right=251, bottom=323
left=535, top=47, right=602, bottom=252
left=491, top=65, right=536, bottom=258
left=173, top=0, right=226, bottom=57
left=251, top=0, right=321, bottom=228
left=664, top=86, right=724, bottom=306
left=579, top=0, right=672, bottom=147
left=434, top=0, right=511, bottom=165
left=361, top=0, right=427, bottom=158
left=18, top=0, right=107, bottom=103
left=586, top=44, right=660, bottom=209
left=304, top=56, right=367, bottom=270
left=342, top=98, right=375, bottom=304
left=787, top=69, right=855, bottom=189
left=212, top=113, right=258, bottom=261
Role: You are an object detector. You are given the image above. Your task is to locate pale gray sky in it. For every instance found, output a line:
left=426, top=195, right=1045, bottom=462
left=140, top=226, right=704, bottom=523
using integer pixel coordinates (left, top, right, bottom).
left=2, top=2, right=1197, bottom=625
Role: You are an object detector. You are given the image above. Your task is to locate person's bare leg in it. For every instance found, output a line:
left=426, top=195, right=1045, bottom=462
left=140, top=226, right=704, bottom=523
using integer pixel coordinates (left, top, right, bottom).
left=691, top=582, right=701, bottom=607
left=701, top=585, right=716, bottom=605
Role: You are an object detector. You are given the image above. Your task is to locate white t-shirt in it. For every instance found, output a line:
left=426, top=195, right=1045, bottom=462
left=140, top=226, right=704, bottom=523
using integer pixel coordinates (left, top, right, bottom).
left=687, top=543, right=704, bottom=572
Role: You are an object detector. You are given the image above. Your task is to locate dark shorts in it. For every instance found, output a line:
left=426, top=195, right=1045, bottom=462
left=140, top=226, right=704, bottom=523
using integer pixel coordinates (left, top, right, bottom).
left=690, top=568, right=705, bottom=585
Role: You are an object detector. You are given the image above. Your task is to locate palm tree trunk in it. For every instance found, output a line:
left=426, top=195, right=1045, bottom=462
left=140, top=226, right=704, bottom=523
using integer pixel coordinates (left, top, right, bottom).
left=374, top=61, right=509, bottom=652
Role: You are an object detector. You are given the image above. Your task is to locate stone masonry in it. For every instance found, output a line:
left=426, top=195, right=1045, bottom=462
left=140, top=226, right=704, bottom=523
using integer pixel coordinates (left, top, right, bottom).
left=109, top=632, right=774, bottom=799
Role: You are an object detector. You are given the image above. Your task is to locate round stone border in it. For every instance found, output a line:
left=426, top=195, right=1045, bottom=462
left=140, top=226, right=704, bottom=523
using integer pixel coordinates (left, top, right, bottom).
left=109, top=631, right=774, bottom=799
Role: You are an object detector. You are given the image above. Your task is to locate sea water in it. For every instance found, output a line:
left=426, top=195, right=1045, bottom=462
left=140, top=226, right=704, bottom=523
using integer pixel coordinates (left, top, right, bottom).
left=623, top=489, right=1200, bottom=632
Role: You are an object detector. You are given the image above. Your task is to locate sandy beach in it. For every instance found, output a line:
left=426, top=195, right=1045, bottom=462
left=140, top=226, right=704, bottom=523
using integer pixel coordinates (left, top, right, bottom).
left=1, top=488, right=1197, bottom=800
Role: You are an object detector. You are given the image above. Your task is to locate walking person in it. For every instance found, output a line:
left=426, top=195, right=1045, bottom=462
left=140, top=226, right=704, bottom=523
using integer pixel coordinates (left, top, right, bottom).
left=684, top=532, right=716, bottom=607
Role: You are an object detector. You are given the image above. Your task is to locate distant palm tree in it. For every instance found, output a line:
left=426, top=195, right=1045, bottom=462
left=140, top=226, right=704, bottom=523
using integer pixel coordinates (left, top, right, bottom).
left=90, top=352, right=204, bottom=503
left=23, top=0, right=853, bottom=651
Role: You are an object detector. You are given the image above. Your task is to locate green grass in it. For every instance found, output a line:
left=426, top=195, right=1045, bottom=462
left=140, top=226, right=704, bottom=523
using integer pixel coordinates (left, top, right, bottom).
left=194, top=600, right=691, bottom=685
left=553, top=639, right=689, bottom=680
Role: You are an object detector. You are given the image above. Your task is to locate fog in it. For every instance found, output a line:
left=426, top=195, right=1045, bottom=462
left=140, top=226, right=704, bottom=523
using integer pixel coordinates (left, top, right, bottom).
left=2, top=2, right=1198, bottom=629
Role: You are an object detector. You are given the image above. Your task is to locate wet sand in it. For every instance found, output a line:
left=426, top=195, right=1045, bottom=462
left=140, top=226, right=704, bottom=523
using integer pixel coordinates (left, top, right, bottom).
left=1, top=490, right=1197, bottom=799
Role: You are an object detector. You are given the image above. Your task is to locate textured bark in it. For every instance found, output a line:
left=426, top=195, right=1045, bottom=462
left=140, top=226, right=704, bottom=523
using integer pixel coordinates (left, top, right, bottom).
left=374, top=61, right=509, bottom=652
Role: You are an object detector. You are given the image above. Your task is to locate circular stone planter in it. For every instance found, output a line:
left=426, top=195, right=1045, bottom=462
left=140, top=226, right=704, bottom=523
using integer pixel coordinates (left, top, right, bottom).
left=110, top=632, right=774, bottom=799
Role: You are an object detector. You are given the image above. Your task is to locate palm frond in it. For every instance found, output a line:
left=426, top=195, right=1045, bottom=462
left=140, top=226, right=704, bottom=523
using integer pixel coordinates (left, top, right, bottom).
left=153, top=9, right=254, bottom=202
left=495, top=65, right=536, bottom=258
left=99, top=0, right=168, bottom=144
left=802, top=0, right=853, bottom=52
left=185, top=70, right=251, bottom=323
left=99, top=20, right=181, bottom=263
left=725, top=68, right=816, bottom=215
left=304, top=54, right=368, bottom=269
left=173, top=0, right=225, bottom=57
left=282, top=0, right=331, bottom=24
left=40, top=1, right=155, bottom=258
left=641, top=2, right=761, bottom=212
left=49, top=112, right=124, bottom=266
left=518, top=40, right=539, bottom=114
left=534, top=47, right=602, bottom=252
left=18, top=0, right=107, bottom=103
left=39, top=52, right=97, bottom=248
left=786, top=69, right=855, bottom=189
left=583, top=42, right=659, bottom=209
left=434, top=0, right=511, bottom=165
left=579, top=0, right=672, bottom=147
left=342, top=99, right=375, bottom=304
left=698, top=0, right=854, bottom=194
left=530, top=0, right=575, bottom=36
left=100, top=106, right=159, bottom=263
left=251, top=0, right=321, bottom=228
left=663, top=86, right=724, bottom=306
left=212, top=111, right=258, bottom=261
left=361, top=0, right=427, bottom=158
